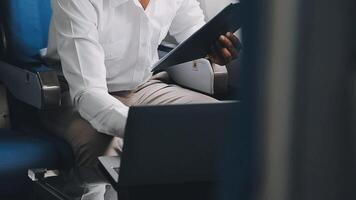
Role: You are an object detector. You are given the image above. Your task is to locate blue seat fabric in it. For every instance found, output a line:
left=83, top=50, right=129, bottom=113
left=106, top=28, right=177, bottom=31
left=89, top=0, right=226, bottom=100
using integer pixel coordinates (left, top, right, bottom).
left=0, top=0, right=51, bottom=63
left=0, top=129, right=73, bottom=197
left=0, top=1, right=75, bottom=198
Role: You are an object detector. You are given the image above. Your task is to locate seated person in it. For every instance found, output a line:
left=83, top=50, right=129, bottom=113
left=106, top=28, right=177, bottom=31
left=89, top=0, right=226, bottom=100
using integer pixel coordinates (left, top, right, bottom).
left=41, top=0, right=240, bottom=198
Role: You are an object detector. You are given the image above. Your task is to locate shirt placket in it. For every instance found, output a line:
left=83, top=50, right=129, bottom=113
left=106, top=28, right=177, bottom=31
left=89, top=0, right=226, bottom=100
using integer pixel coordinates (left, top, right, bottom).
left=132, top=9, right=150, bottom=83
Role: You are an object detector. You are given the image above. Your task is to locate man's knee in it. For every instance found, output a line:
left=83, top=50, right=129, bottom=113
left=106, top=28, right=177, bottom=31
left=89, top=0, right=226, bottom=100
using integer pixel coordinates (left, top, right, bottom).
left=73, top=130, right=122, bottom=167
left=43, top=111, right=122, bottom=167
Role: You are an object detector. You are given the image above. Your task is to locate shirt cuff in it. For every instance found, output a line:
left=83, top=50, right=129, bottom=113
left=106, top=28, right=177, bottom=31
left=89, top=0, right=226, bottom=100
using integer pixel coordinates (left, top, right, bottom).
left=75, top=89, right=129, bottom=137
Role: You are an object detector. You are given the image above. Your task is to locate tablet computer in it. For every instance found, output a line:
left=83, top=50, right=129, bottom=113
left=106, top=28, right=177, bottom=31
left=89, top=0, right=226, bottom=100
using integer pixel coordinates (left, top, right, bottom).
left=152, top=3, right=242, bottom=72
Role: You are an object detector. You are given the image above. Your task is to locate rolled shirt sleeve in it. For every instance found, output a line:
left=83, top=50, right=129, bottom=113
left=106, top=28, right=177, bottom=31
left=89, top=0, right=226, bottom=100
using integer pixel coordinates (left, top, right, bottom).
left=169, top=0, right=206, bottom=43
left=51, top=0, right=128, bottom=137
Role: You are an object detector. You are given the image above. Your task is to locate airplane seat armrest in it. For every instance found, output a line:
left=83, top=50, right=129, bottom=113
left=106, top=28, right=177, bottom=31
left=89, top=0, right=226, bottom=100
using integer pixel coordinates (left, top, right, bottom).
left=0, top=61, right=61, bottom=110
left=166, top=59, right=228, bottom=95
left=158, top=43, right=229, bottom=95
left=211, top=63, right=229, bottom=95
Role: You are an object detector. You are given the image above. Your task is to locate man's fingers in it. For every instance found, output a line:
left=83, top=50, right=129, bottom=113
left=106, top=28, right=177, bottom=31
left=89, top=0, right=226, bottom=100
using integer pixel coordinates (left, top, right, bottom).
left=215, top=39, right=233, bottom=63
left=209, top=41, right=229, bottom=65
left=215, top=40, right=233, bottom=61
left=226, top=32, right=242, bottom=50
left=219, top=46, right=232, bottom=63
left=218, top=35, right=239, bottom=59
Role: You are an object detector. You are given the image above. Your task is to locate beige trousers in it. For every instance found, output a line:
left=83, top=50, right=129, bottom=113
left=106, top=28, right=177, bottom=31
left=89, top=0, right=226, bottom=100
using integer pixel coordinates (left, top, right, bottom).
left=39, top=73, right=218, bottom=168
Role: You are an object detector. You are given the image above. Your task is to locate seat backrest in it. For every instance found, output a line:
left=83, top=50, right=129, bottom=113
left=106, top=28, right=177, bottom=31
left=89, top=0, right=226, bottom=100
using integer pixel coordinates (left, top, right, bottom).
left=0, top=0, right=52, bottom=64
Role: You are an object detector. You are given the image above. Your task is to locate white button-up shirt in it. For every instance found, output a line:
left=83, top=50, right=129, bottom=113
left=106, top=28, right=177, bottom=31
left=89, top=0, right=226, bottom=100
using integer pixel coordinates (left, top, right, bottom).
left=47, top=0, right=205, bottom=137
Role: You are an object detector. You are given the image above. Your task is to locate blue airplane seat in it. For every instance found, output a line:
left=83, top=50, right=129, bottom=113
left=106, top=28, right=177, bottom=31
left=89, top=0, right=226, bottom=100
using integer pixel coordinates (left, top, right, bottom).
left=0, top=0, right=74, bottom=198
left=0, top=129, right=73, bottom=198
left=0, top=0, right=51, bottom=64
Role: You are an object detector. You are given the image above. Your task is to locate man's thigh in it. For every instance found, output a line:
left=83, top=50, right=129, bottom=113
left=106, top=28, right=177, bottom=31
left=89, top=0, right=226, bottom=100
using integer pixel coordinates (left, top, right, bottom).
left=39, top=73, right=217, bottom=167
left=129, top=73, right=219, bottom=105
left=39, top=95, right=123, bottom=167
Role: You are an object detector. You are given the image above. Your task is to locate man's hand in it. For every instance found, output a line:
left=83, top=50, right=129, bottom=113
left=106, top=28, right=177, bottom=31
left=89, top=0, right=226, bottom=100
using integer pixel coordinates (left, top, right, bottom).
left=208, top=32, right=241, bottom=66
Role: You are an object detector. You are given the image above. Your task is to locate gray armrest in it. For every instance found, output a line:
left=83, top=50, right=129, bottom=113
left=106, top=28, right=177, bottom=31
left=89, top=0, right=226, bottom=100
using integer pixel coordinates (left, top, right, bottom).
left=0, top=61, right=61, bottom=110
left=167, top=59, right=228, bottom=95
left=211, top=63, right=228, bottom=95
left=158, top=43, right=228, bottom=95
left=167, top=59, right=215, bottom=94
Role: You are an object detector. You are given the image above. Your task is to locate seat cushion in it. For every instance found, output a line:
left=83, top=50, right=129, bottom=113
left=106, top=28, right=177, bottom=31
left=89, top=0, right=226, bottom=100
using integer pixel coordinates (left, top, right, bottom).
left=0, top=129, right=73, bottom=197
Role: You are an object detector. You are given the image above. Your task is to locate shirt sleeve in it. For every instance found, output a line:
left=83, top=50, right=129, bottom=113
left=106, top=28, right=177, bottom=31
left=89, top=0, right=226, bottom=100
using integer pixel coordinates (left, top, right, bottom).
left=51, top=0, right=128, bottom=137
left=169, top=0, right=206, bottom=43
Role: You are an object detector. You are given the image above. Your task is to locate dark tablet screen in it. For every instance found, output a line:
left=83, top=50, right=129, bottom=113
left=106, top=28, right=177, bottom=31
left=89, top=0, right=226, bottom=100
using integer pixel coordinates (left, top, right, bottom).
left=152, top=3, right=242, bottom=72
